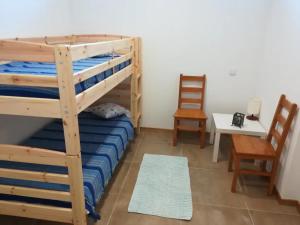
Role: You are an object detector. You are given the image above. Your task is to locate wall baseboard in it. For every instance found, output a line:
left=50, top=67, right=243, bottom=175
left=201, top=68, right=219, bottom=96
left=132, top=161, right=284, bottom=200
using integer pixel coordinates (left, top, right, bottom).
left=274, top=187, right=300, bottom=214
left=141, top=127, right=173, bottom=132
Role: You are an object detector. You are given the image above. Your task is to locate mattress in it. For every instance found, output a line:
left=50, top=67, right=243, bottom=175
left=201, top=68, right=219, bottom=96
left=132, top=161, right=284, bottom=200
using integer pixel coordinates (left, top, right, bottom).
left=0, top=112, right=134, bottom=220
left=0, top=55, right=131, bottom=99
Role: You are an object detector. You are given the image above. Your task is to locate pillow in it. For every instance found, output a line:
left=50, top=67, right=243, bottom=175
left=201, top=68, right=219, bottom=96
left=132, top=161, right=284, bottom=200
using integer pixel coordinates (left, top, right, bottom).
left=86, top=103, right=131, bottom=119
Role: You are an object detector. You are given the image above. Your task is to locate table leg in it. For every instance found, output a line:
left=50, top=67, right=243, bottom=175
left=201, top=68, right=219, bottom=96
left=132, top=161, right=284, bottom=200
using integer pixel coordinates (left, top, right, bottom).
left=209, top=119, right=215, bottom=144
left=212, top=132, right=221, bottom=162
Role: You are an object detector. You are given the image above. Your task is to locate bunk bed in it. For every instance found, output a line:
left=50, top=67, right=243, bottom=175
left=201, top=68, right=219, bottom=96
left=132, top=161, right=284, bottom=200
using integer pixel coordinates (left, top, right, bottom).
left=0, top=34, right=142, bottom=225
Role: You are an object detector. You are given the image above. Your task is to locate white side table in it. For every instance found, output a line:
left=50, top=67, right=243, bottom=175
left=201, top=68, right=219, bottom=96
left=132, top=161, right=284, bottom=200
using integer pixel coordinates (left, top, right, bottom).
left=209, top=113, right=267, bottom=162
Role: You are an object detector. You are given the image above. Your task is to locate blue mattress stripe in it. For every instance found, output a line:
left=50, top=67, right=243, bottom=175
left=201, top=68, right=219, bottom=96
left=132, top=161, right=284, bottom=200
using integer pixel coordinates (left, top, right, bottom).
left=0, top=56, right=132, bottom=99
left=0, top=113, right=134, bottom=220
left=83, top=165, right=105, bottom=190
left=28, top=137, right=121, bottom=156
left=44, top=125, right=127, bottom=150
left=84, top=181, right=97, bottom=206
left=83, top=152, right=113, bottom=176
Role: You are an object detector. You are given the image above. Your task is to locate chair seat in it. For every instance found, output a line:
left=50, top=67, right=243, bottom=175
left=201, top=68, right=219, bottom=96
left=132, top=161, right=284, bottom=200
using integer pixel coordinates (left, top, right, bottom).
left=232, top=134, right=276, bottom=158
left=174, top=109, right=207, bottom=120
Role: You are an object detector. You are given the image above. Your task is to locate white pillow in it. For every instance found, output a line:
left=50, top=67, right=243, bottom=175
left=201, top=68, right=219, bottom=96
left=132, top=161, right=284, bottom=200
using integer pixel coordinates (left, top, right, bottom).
left=86, top=103, right=131, bottom=119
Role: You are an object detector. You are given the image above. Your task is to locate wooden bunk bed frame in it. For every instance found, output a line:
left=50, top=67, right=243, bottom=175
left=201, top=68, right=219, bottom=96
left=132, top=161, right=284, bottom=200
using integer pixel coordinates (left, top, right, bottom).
left=0, top=34, right=142, bottom=225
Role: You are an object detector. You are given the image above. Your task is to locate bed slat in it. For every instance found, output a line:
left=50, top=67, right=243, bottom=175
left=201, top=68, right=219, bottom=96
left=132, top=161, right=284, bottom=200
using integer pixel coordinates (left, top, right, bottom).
left=0, top=168, right=69, bottom=184
left=0, top=144, right=67, bottom=166
left=0, top=200, right=73, bottom=223
left=0, top=184, right=71, bottom=202
left=0, top=40, right=55, bottom=62
left=0, top=96, right=61, bottom=118
left=0, top=74, right=58, bottom=87
left=70, top=38, right=133, bottom=61
left=76, top=65, right=133, bottom=113
left=74, top=51, right=133, bottom=84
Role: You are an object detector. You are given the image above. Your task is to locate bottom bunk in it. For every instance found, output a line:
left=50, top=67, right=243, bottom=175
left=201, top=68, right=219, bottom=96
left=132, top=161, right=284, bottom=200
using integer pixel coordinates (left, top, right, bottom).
left=0, top=112, right=134, bottom=220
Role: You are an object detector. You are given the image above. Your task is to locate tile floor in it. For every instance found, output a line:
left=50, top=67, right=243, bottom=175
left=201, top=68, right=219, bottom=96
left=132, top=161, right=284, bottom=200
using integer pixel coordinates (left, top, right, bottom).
left=0, top=129, right=299, bottom=225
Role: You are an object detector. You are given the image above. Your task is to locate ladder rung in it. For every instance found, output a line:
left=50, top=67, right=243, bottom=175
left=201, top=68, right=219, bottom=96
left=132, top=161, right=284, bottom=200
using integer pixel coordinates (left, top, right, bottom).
left=181, top=76, right=204, bottom=81
left=271, top=130, right=281, bottom=143
left=276, top=114, right=286, bottom=127
left=181, top=98, right=201, bottom=104
left=181, top=87, right=203, bottom=93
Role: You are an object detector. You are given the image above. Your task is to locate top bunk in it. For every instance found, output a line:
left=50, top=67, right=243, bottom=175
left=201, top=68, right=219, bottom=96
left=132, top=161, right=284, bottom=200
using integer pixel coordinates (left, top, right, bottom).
left=0, top=34, right=140, bottom=118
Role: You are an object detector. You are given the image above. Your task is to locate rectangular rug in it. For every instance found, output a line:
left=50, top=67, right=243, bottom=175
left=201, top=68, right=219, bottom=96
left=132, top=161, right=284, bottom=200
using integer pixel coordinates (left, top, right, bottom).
left=128, top=154, right=192, bottom=220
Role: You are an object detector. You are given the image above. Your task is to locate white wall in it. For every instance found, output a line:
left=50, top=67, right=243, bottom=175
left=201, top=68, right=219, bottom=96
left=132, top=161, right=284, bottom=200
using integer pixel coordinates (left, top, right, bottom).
left=71, top=0, right=272, bottom=129
left=0, top=0, right=72, bottom=38
left=0, top=0, right=72, bottom=143
left=256, top=0, right=300, bottom=201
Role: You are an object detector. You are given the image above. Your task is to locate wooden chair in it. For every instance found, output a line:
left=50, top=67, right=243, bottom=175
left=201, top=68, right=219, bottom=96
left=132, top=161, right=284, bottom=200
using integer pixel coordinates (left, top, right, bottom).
left=228, top=95, right=297, bottom=195
left=173, top=74, right=207, bottom=148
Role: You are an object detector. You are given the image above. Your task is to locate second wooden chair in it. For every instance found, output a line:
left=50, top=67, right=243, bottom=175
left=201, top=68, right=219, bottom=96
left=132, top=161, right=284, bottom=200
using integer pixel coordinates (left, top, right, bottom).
left=173, top=74, right=207, bottom=148
left=228, top=94, right=297, bottom=195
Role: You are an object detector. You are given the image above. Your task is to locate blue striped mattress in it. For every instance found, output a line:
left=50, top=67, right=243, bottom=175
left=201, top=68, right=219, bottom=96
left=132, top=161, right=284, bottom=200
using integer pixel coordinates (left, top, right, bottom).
left=0, top=112, right=134, bottom=220
left=0, top=55, right=131, bottom=99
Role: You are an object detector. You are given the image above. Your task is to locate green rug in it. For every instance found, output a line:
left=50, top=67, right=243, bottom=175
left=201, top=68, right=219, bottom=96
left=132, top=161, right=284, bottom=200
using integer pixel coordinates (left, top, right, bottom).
left=128, top=154, right=192, bottom=220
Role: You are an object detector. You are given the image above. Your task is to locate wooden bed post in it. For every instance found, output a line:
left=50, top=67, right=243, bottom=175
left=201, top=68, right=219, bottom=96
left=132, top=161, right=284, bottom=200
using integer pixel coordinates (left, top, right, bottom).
left=0, top=35, right=139, bottom=224
left=131, top=37, right=142, bottom=133
left=55, top=46, right=87, bottom=225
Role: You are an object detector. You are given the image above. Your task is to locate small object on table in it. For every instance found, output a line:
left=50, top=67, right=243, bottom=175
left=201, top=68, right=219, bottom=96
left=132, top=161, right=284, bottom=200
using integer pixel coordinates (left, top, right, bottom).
left=246, top=97, right=261, bottom=121
left=231, top=112, right=245, bottom=128
left=209, top=113, right=266, bottom=162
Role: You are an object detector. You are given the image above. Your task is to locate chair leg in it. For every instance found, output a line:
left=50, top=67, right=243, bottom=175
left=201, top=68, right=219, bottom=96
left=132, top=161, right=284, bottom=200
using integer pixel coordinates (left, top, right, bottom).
left=228, top=147, right=234, bottom=172
left=200, top=120, right=206, bottom=149
left=268, top=160, right=278, bottom=195
left=173, top=118, right=178, bottom=146
left=231, top=155, right=240, bottom=193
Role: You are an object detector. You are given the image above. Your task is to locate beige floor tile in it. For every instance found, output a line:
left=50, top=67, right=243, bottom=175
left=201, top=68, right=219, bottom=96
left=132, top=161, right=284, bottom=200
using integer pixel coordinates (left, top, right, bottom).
left=108, top=194, right=180, bottom=225
left=121, top=163, right=141, bottom=195
left=140, top=128, right=173, bottom=144
left=181, top=144, right=228, bottom=169
left=241, top=186, right=299, bottom=215
left=177, top=132, right=204, bottom=145
left=134, top=131, right=144, bottom=142
left=123, top=142, right=140, bottom=163
left=239, top=174, right=270, bottom=191
left=92, top=193, right=119, bottom=225
left=182, top=204, right=253, bottom=225
left=236, top=175, right=299, bottom=215
left=250, top=211, right=300, bottom=225
left=189, top=168, right=245, bottom=208
left=105, top=161, right=131, bottom=194
left=134, top=142, right=182, bottom=163
left=97, top=193, right=119, bottom=213
left=90, top=215, right=109, bottom=225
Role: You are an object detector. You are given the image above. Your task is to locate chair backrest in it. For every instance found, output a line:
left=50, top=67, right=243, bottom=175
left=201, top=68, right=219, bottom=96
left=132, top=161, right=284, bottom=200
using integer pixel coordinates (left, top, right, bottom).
left=178, top=74, right=206, bottom=110
left=267, top=94, right=297, bottom=157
